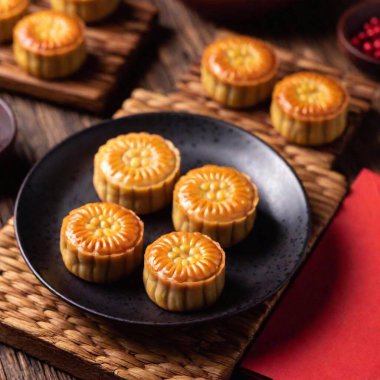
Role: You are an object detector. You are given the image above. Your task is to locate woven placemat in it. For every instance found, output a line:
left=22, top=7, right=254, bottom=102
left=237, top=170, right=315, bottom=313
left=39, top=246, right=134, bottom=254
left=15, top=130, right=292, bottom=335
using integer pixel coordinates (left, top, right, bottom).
left=0, top=49, right=376, bottom=379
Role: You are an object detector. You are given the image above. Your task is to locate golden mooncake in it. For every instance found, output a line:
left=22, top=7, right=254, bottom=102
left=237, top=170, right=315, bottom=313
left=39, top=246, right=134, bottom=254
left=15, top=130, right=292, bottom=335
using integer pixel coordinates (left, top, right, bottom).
left=93, top=133, right=181, bottom=215
left=51, top=0, right=120, bottom=23
left=201, top=35, right=278, bottom=108
left=172, top=165, right=259, bottom=248
left=13, top=10, right=86, bottom=79
left=60, top=202, right=143, bottom=283
left=0, top=0, right=28, bottom=43
left=270, top=71, right=349, bottom=146
left=143, top=231, right=225, bottom=312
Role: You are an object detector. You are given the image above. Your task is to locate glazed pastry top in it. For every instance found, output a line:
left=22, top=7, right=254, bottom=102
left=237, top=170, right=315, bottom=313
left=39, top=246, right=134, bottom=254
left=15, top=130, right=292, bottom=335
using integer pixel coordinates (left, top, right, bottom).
left=96, top=133, right=180, bottom=188
left=273, top=72, right=348, bottom=120
left=14, top=10, right=84, bottom=55
left=145, top=232, right=225, bottom=283
left=174, top=165, right=258, bottom=222
left=62, top=202, right=143, bottom=255
left=202, top=35, right=277, bottom=86
left=0, top=0, right=28, bottom=19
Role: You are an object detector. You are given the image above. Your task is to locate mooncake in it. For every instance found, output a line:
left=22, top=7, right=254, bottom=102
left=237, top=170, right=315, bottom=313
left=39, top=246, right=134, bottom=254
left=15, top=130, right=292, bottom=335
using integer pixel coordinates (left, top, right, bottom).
left=51, top=0, right=119, bottom=23
left=13, top=10, right=86, bottom=79
left=60, top=202, right=143, bottom=283
left=270, top=71, right=349, bottom=145
left=94, top=133, right=181, bottom=215
left=201, top=35, right=278, bottom=108
left=143, top=231, right=225, bottom=312
left=0, top=0, right=28, bottom=43
left=173, top=165, right=259, bottom=248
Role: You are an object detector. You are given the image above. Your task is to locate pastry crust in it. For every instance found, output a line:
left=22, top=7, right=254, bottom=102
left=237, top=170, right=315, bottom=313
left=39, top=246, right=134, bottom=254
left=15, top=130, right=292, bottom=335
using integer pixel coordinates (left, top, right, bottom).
left=172, top=165, right=259, bottom=248
left=270, top=71, right=349, bottom=145
left=60, top=202, right=144, bottom=283
left=13, top=10, right=86, bottom=78
left=50, top=0, right=120, bottom=23
left=0, top=0, right=28, bottom=43
left=143, top=231, right=225, bottom=312
left=201, top=35, right=278, bottom=108
left=94, top=133, right=181, bottom=215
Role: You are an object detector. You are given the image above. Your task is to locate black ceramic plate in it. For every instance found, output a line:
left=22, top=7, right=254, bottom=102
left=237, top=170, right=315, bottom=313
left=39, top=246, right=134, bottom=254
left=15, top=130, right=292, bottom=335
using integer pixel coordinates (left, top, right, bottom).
left=15, top=112, right=310, bottom=326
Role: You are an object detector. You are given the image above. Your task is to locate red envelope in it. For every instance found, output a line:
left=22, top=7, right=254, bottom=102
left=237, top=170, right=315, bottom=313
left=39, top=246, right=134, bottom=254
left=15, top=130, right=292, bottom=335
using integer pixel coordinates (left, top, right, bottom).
left=240, top=169, right=380, bottom=380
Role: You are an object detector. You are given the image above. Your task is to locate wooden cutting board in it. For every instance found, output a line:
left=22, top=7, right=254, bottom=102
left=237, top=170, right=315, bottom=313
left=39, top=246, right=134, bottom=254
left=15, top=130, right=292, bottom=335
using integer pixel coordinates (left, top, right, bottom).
left=0, top=0, right=158, bottom=113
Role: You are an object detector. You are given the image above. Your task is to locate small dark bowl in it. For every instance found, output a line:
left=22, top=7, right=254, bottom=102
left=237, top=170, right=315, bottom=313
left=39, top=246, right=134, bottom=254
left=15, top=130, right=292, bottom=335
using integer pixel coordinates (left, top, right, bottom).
left=0, top=98, right=16, bottom=161
left=337, top=1, right=380, bottom=78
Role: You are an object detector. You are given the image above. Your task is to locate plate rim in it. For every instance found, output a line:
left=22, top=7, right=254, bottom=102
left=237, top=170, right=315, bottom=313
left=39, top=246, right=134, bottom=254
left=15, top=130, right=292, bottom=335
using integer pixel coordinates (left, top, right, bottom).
left=14, top=111, right=312, bottom=326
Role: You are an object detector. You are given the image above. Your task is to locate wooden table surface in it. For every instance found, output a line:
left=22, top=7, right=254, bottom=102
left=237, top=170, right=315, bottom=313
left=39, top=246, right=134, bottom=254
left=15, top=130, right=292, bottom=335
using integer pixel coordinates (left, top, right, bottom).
left=0, top=0, right=379, bottom=378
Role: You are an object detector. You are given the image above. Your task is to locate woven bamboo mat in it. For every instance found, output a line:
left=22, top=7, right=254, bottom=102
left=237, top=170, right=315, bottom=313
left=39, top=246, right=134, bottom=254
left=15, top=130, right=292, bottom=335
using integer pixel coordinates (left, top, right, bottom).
left=0, top=51, right=376, bottom=379
left=0, top=0, right=157, bottom=113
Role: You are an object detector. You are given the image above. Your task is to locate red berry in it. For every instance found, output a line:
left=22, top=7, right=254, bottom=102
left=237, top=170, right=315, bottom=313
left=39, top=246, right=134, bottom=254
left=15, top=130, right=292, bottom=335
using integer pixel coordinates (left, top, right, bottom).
left=370, top=16, right=379, bottom=26
left=373, top=26, right=380, bottom=36
left=374, top=38, right=380, bottom=49
left=364, top=22, right=372, bottom=30
left=373, top=50, right=380, bottom=60
left=363, top=41, right=374, bottom=51
left=358, top=31, right=367, bottom=40
left=351, top=36, right=361, bottom=46
left=367, top=28, right=376, bottom=37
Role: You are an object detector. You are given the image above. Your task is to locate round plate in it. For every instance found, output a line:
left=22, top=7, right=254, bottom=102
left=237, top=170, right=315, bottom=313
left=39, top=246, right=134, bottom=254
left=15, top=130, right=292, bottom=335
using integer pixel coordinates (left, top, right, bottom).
left=15, top=112, right=310, bottom=326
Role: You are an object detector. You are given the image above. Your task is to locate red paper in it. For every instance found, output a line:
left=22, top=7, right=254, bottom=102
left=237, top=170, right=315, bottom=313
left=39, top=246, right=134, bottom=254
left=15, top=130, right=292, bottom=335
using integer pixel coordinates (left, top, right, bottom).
left=241, top=169, right=380, bottom=380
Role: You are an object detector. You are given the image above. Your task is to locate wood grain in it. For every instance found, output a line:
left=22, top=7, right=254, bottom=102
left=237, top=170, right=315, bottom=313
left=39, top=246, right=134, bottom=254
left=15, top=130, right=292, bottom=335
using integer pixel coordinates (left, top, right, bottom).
left=0, top=0, right=379, bottom=378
